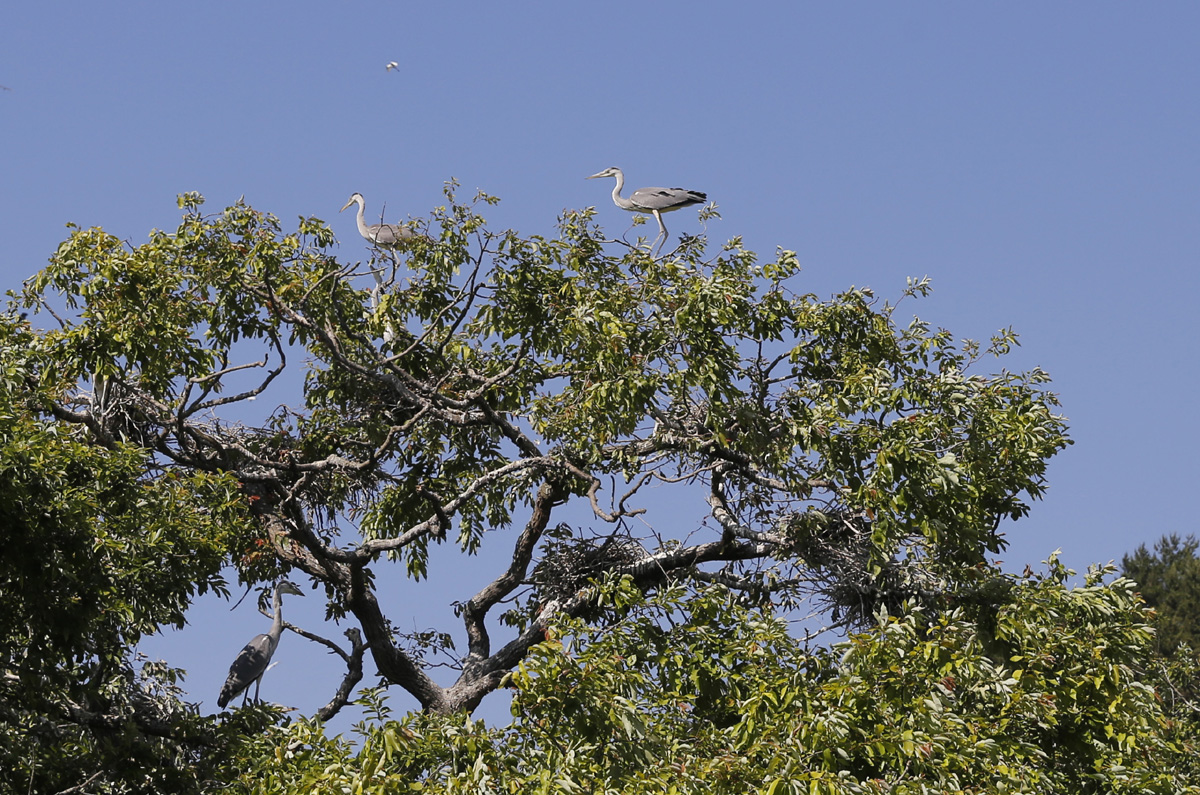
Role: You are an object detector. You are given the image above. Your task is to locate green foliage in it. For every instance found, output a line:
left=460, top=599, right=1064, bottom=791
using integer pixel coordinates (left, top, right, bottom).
left=226, top=566, right=1197, bottom=793
left=1146, top=642, right=1200, bottom=782
left=3, top=190, right=1094, bottom=790
left=1122, top=533, right=1200, bottom=657
left=1120, top=534, right=1200, bottom=781
left=0, top=311, right=254, bottom=794
left=20, top=193, right=1069, bottom=579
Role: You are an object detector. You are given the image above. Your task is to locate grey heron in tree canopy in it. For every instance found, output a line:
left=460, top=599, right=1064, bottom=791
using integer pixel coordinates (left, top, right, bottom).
left=587, top=167, right=707, bottom=247
left=340, top=192, right=420, bottom=250
left=217, top=581, right=305, bottom=709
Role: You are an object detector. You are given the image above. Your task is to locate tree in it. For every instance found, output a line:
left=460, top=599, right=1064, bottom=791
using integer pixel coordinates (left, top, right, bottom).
left=0, top=311, right=269, bottom=794
left=1120, top=533, right=1200, bottom=769
left=7, top=189, right=1099, bottom=792
left=222, top=560, right=1200, bottom=793
left=1121, top=533, right=1200, bottom=657
left=10, top=188, right=1069, bottom=721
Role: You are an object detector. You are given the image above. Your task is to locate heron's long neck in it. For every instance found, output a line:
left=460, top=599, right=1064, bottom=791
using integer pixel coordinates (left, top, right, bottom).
left=270, top=586, right=285, bottom=640
left=610, top=171, right=626, bottom=204
left=354, top=200, right=372, bottom=241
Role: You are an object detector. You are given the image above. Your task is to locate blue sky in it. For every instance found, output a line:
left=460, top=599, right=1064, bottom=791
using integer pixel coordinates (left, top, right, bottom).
left=4, top=3, right=1199, bottom=728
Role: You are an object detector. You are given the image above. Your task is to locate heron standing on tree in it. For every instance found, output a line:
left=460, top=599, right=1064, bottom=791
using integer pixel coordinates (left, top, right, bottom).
left=587, top=167, right=707, bottom=252
left=218, top=581, right=305, bottom=709
left=340, top=192, right=424, bottom=343
left=340, top=192, right=420, bottom=250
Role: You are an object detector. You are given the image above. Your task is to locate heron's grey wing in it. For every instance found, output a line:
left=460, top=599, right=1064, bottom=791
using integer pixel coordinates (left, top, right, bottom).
left=628, top=187, right=708, bottom=212
left=370, top=223, right=422, bottom=248
left=217, top=633, right=273, bottom=708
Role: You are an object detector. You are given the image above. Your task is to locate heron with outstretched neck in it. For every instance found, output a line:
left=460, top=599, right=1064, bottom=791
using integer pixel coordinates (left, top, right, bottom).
left=217, top=581, right=305, bottom=709
left=587, top=167, right=707, bottom=252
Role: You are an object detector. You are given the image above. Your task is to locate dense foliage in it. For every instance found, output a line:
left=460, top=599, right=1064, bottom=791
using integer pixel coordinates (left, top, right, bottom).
left=1120, top=532, right=1200, bottom=772
left=1122, top=533, right=1200, bottom=657
left=225, top=561, right=1200, bottom=794
left=4, top=191, right=1188, bottom=792
left=13, top=189, right=1070, bottom=712
left=0, top=315, right=268, bottom=793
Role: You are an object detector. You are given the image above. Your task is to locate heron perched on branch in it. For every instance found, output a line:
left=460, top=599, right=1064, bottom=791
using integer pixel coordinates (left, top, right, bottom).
left=217, top=581, right=305, bottom=709
left=340, top=192, right=425, bottom=343
left=340, top=192, right=420, bottom=251
left=587, top=167, right=707, bottom=251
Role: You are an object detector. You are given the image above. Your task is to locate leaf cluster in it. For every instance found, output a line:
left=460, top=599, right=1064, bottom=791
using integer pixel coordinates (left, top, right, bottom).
left=1121, top=533, right=1200, bottom=657
left=224, top=566, right=1197, bottom=794
left=0, top=311, right=254, bottom=794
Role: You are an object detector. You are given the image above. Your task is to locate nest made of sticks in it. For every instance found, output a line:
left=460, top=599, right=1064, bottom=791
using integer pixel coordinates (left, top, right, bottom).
left=785, top=509, right=947, bottom=628
left=531, top=526, right=646, bottom=605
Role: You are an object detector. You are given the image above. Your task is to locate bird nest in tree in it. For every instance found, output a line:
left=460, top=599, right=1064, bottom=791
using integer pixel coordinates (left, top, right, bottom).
left=530, top=526, right=645, bottom=606
left=785, top=510, right=947, bottom=628
left=89, top=377, right=157, bottom=447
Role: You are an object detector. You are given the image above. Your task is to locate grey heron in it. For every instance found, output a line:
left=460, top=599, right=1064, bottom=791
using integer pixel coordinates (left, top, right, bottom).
left=217, top=581, right=305, bottom=709
left=341, top=192, right=422, bottom=344
left=340, top=192, right=420, bottom=250
left=587, top=167, right=707, bottom=251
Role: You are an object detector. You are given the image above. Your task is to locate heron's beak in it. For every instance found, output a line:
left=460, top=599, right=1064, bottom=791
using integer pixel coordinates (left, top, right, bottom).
left=586, top=172, right=604, bottom=180
left=339, top=201, right=353, bottom=212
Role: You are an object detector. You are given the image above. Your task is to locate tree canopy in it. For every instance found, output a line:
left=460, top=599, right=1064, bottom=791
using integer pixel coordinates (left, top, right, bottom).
left=6, top=190, right=1193, bottom=793
left=1122, top=533, right=1200, bottom=657
left=226, top=561, right=1200, bottom=794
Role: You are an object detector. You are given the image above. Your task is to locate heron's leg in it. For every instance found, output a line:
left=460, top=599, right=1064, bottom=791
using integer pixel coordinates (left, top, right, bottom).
left=253, top=676, right=263, bottom=705
left=371, top=270, right=384, bottom=310
left=652, top=211, right=668, bottom=255
left=652, top=210, right=668, bottom=238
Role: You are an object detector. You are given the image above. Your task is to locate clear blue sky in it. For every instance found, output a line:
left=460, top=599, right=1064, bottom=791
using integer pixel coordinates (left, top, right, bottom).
left=4, top=3, right=1199, bottom=729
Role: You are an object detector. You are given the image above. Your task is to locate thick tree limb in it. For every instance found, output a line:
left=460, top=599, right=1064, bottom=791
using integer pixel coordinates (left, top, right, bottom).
left=314, top=629, right=368, bottom=722
left=460, top=481, right=562, bottom=675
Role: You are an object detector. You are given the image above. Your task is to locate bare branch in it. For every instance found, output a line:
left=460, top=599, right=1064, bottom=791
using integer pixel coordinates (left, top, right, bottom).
left=186, top=356, right=269, bottom=385
left=281, top=620, right=352, bottom=665
left=345, top=566, right=449, bottom=712
left=315, top=629, right=368, bottom=722
left=52, top=770, right=103, bottom=795
left=185, top=328, right=288, bottom=415
left=460, top=481, right=561, bottom=672
left=707, top=470, right=789, bottom=547
left=357, top=456, right=561, bottom=558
